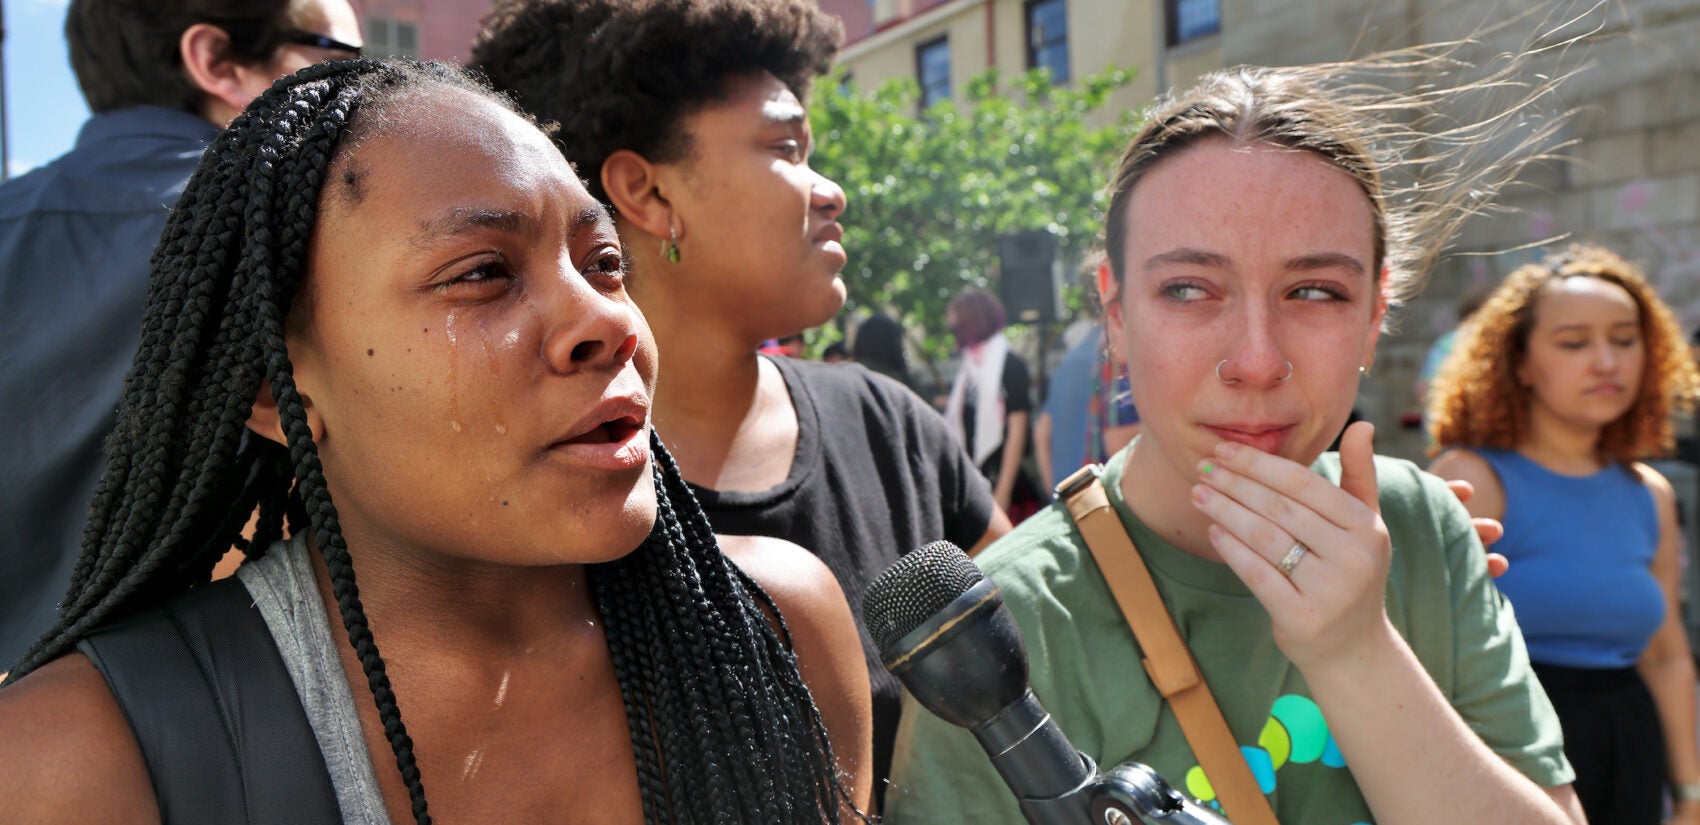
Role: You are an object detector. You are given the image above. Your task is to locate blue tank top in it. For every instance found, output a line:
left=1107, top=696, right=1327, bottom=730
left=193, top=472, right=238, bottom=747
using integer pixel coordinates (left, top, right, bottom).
left=1479, top=448, right=1663, bottom=669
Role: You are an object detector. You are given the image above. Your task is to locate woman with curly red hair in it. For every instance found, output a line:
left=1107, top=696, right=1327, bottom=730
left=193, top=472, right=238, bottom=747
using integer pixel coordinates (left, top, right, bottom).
left=1430, top=243, right=1700, bottom=825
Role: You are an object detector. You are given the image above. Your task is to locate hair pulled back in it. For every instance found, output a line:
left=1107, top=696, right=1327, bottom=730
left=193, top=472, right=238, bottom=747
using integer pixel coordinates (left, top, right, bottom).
left=1103, top=30, right=1582, bottom=316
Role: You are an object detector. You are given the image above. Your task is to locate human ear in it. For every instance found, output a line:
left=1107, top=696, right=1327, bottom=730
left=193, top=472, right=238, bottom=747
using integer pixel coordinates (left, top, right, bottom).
left=601, top=149, right=677, bottom=243
left=1095, top=259, right=1116, bottom=307
left=246, top=377, right=326, bottom=446
left=179, top=23, right=276, bottom=127
left=1363, top=279, right=1390, bottom=359
left=1103, top=290, right=1129, bottom=369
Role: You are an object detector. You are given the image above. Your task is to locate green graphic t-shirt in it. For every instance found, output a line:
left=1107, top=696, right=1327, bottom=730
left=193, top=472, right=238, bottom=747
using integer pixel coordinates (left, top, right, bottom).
left=884, top=448, right=1572, bottom=824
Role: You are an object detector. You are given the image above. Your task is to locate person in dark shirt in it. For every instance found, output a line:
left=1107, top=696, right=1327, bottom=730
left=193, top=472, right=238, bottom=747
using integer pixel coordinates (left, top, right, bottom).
left=472, top=0, right=1010, bottom=806
left=852, top=312, right=914, bottom=390
left=0, top=0, right=362, bottom=668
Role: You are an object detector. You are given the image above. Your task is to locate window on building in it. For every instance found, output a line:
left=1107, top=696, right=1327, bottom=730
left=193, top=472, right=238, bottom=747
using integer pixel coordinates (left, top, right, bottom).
left=1026, top=0, right=1069, bottom=84
left=365, top=18, right=420, bottom=58
left=1165, top=0, right=1220, bottom=47
left=916, top=36, right=951, bottom=108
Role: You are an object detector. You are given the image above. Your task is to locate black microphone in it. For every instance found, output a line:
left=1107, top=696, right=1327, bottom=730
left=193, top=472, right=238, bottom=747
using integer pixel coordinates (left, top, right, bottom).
left=863, top=540, right=1095, bottom=824
left=864, top=540, right=1233, bottom=825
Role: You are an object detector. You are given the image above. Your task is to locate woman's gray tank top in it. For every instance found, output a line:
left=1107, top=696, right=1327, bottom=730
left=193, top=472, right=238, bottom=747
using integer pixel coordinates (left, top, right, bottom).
left=237, top=535, right=392, bottom=824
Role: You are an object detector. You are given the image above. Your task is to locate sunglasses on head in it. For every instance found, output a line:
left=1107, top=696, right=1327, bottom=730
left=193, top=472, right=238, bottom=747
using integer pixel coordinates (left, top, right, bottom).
left=281, top=29, right=363, bottom=56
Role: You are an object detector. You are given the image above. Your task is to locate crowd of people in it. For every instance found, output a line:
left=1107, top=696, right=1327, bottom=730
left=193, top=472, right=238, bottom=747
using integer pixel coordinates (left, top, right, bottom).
left=0, top=0, right=1696, bottom=824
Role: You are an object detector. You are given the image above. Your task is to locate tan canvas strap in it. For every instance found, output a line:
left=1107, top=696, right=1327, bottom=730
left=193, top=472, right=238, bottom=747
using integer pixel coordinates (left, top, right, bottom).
left=1056, top=465, right=1279, bottom=825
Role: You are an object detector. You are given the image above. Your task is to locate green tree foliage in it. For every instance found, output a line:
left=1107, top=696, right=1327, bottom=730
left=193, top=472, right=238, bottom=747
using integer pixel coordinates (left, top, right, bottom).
left=810, top=67, right=1141, bottom=375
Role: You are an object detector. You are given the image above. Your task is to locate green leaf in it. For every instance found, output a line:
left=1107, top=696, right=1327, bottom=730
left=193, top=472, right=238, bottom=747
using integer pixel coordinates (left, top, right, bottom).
left=810, top=66, right=1141, bottom=362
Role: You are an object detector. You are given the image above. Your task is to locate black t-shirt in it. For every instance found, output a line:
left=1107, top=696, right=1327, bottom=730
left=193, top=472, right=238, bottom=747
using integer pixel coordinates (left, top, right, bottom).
left=691, top=355, right=997, bottom=804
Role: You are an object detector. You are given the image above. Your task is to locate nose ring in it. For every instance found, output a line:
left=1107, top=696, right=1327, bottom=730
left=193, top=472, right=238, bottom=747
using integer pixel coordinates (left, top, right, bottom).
left=1216, top=359, right=1294, bottom=384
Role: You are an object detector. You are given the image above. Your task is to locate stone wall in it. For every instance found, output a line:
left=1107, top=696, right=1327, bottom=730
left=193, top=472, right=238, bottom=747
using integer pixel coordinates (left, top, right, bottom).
left=1217, top=0, right=1700, bottom=462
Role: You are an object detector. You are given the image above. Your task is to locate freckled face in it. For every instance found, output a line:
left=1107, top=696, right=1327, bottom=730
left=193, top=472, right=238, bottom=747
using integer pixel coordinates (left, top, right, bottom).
left=289, top=89, right=659, bottom=567
left=1517, top=277, right=1645, bottom=431
left=1107, top=138, right=1385, bottom=487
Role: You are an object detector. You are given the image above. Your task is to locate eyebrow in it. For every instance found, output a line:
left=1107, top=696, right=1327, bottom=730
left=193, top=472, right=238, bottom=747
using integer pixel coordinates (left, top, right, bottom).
left=761, top=100, right=809, bottom=127
left=1549, top=320, right=1642, bottom=333
left=1143, top=248, right=1230, bottom=271
left=568, top=205, right=614, bottom=241
left=413, top=204, right=612, bottom=247
left=1142, top=248, right=1367, bottom=277
left=414, top=208, right=530, bottom=247
left=1284, top=252, right=1368, bottom=278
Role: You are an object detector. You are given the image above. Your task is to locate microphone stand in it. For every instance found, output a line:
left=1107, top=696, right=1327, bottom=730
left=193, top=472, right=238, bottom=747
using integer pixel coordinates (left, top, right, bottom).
left=863, top=542, right=1235, bottom=825
left=1088, top=762, right=1234, bottom=825
left=1008, top=750, right=1233, bottom=825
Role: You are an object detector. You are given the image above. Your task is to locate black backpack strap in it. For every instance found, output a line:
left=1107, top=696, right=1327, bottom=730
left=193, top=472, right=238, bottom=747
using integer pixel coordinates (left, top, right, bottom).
left=78, top=576, right=342, bottom=825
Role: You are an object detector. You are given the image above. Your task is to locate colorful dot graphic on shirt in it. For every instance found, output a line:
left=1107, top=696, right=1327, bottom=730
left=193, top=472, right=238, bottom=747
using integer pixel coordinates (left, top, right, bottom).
left=1271, top=694, right=1329, bottom=762
left=1181, top=694, right=1357, bottom=818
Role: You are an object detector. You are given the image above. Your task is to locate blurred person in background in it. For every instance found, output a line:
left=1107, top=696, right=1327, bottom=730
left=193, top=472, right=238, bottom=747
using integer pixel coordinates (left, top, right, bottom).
left=0, top=0, right=361, bottom=669
left=945, top=287, right=1043, bottom=523
left=1405, top=281, right=1495, bottom=438
left=851, top=312, right=913, bottom=390
left=1429, top=243, right=1700, bottom=825
left=1415, top=282, right=1495, bottom=406
left=1035, top=256, right=1141, bottom=493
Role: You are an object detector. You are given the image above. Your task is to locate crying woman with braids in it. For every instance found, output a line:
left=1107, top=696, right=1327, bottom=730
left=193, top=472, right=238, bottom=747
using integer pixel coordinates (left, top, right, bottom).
left=0, top=58, right=873, bottom=825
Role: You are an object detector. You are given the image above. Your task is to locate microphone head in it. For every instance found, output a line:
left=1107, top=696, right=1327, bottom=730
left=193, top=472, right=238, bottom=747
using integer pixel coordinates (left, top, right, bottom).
left=863, top=540, right=984, bottom=655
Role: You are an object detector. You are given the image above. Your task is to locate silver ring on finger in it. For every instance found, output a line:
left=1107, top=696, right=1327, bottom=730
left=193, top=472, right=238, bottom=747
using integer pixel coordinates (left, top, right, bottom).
left=1277, top=542, right=1308, bottom=577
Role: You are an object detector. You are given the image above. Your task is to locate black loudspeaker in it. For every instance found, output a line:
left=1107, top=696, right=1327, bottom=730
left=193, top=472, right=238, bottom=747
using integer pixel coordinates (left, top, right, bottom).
left=998, top=230, right=1059, bottom=323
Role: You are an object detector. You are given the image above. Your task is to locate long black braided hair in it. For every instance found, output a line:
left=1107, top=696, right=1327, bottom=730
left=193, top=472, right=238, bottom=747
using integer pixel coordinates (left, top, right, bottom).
left=5, top=58, right=863, bottom=825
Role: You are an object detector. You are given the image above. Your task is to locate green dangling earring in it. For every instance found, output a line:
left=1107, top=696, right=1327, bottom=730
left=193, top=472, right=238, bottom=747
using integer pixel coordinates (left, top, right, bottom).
left=661, top=225, right=681, bottom=264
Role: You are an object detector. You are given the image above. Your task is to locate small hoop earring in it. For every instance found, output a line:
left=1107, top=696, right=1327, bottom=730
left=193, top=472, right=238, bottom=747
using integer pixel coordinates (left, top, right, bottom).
left=660, top=225, right=681, bottom=264
left=1278, top=360, right=1293, bottom=382
left=1216, top=360, right=1241, bottom=385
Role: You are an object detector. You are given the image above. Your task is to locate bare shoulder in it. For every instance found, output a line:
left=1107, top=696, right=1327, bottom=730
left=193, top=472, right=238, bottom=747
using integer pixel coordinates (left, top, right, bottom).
left=716, top=534, right=873, bottom=811
left=1427, top=447, right=1495, bottom=486
left=1629, top=462, right=1679, bottom=516
left=718, top=534, right=850, bottom=622
left=0, top=653, right=159, bottom=824
left=1427, top=447, right=1505, bottom=519
left=713, top=533, right=865, bottom=691
left=1629, top=461, right=1676, bottom=499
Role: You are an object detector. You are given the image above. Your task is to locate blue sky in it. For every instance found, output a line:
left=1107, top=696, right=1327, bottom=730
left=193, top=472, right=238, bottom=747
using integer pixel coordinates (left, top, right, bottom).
left=4, top=0, right=88, bottom=178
